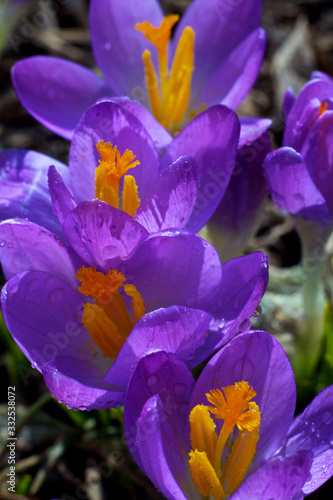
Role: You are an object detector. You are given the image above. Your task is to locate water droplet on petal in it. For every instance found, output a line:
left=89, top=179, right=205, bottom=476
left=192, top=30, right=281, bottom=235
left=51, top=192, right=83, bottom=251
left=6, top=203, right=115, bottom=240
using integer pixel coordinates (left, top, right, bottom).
left=0, top=241, right=5, bottom=247
left=252, top=305, right=262, bottom=317
left=310, top=422, right=316, bottom=433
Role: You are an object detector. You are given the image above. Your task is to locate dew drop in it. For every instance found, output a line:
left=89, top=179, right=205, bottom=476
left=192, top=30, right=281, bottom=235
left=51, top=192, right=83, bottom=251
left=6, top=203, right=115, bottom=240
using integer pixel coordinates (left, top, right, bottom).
left=0, top=241, right=5, bottom=247
left=310, top=422, right=316, bottom=433
left=252, top=305, right=262, bottom=317
left=316, top=430, right=320, bottom=439
left=147, top=374, right=157, bottom=387
left=218, top=319, right=225, bottom=331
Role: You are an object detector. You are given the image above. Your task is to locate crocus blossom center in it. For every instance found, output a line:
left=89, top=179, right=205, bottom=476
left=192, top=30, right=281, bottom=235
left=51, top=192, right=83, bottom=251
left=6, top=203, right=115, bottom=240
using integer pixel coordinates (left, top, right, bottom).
left=76, top=266, right=145, bottom=358
left=135, top=15, right=195, bottom=134
left=189, top=381, right=260, bottom=499
left=95, top=140, right=140, bottom=216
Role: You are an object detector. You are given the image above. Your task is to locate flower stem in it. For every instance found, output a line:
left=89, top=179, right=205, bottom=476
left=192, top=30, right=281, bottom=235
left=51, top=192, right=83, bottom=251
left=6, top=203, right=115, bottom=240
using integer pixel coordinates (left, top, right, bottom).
left=292, top=219, right=329, bottom=392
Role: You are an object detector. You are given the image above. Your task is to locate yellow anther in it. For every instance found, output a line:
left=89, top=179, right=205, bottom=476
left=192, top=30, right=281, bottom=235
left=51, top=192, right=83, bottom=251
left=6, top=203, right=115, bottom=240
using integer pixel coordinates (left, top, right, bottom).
left=190, top=405, right=217, bottom=464
left=122, top=175, right=140, bottom=217
left=319, top=101, right=328, bottom=117
left=189, top=450, right=225, bottom=500
left=189, top=381, right=261, bottom=498
left=76, top=266, right=145, bottom=358
left=95, top=141, right=140, bottom=214
left=82, top=303, right=127, bottom=358
left=222, top=427, right=260, bottom=495
left=163, top=26, right=194, bottom=130
left=136, top=15, right=195, bottom=133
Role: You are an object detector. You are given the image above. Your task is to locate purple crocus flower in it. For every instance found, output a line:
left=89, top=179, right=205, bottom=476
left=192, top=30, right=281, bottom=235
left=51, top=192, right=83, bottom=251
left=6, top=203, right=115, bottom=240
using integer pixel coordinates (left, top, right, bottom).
left=263, top=72, right=333, bottom=382
left=124, top=330, right=333, bottom=499
left=11, top=0, right=266, bottom=139
left=264, top=72, right=333, bottom=228
left=0, top=176, right=268, bottom=409
left=0, top=98, right=240, bottom=235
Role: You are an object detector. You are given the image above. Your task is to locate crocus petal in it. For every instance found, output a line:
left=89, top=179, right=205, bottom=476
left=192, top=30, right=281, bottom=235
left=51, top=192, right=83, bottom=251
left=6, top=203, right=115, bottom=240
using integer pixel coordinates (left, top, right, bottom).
left=62, top=200, right=149, bottom=271
left=283, top=78, right=332, bottom=151
left=89, top=0, right=163, bottom=96
left=282, top=87, right=296, bottom=122
left=162, top=105, right=240, bottom=232
left=104, top=305, right=212, bottom=388
left=69, top=100, right=160, bottom=203
left=135, top=155, right=198, bottom=232
left=42, top=357, right=125, bottom=410
left=119, top=230, right=222, bottom=312
left=174, top=0, right=263, bottom=105
left=112, top=97, right=172, bottom=152
left=210, top=252, right=269, bottom=347
left=48, top=165, right=77, bottom=225
left=229, top=451, right=312, bottom=500
left=1, top=271, right=91, bottom=371
left=0, top=219, right=77, bottom=287
left=124, top=350, right=194, bottom=477
left=284, top=384, right=333, bottom=495
left=12, top=56, right=110, bottom=140
left=0, top=149, right=66, bottom=237
left=190, top=331, right=296, bottom=466
left=264, top=147, right=332, bottom=225
left=301, top=110, right=333, bottom=215
left=310, top=71, right=333, bottom=89
left=129, top=395, right=188, bottom=500
left=199, top=28, right=266, bottom=110
left=239, top=117, right=272, bottom=146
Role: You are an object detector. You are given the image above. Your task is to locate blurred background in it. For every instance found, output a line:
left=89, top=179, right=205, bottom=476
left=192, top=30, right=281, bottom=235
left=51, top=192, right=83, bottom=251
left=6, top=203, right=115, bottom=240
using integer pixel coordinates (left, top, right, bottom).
left=0, top=0, right=333, bottom=498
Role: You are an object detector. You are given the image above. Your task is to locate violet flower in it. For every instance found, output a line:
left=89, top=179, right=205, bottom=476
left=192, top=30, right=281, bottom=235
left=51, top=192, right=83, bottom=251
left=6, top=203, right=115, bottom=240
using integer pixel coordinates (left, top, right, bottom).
left=0, top=183, right=268, bottom=409
left=11, top=0, right=266, bottom=139
left=0, top=99, right=240, bottom=234
left=264, top=72, right=333, bottom=228
left=124, top=330, right=333, bottom=499
left=263, top=72, right=333, bottom=384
